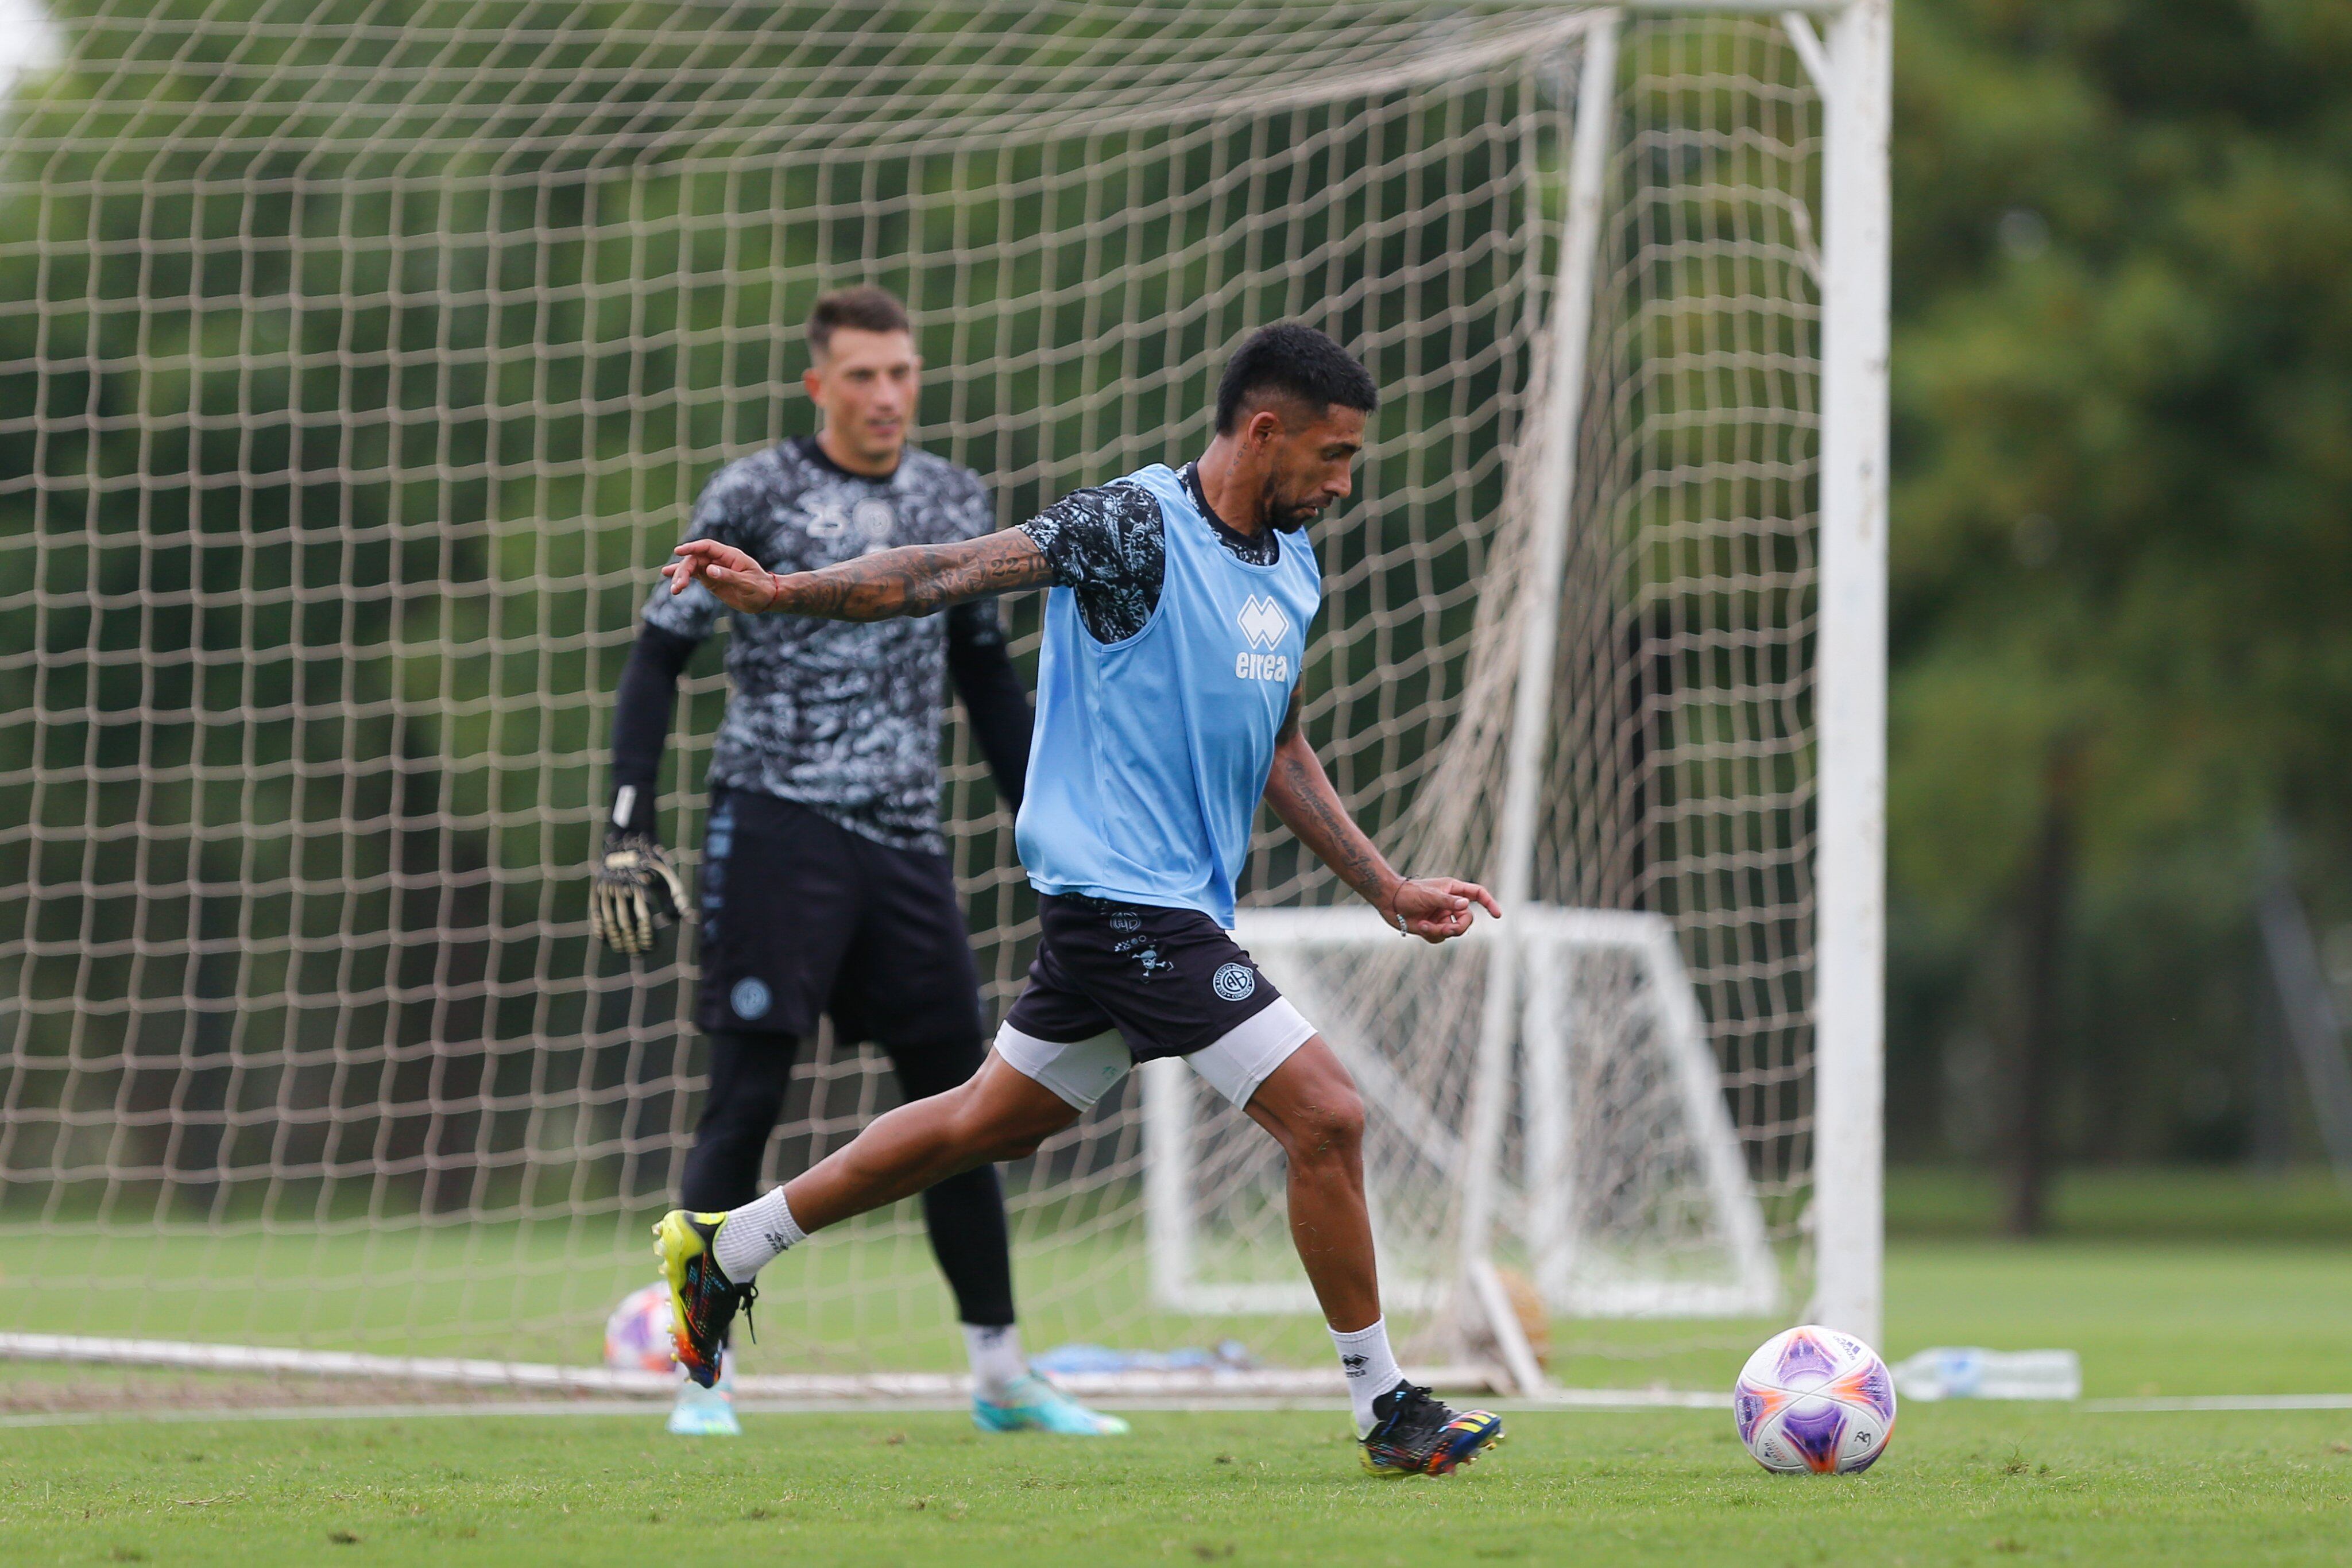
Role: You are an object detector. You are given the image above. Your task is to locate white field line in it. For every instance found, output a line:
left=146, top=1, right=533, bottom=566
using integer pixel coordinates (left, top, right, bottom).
left=0, top=1331, right=678, bottom=1393
left=11, top=1391, right=2350, bottom=1430
left=0, top=1401, right=676, bottom=1430
left=0, top=1393, right=1720, bottom=1431
left=0, top=1329, right=1495, bottom=1401
left=11, top=1335, right=2343, bottom=1420
left=2080, top=1393, right=2352, bottom=1413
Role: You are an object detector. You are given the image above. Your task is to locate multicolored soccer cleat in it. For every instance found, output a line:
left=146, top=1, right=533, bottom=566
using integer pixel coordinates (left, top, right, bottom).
left=650, top=1209, right=756, bottom=1389
left=972, top=1373, right=1131, bottom=1436
left=1358, top=1381, right=1504, bottom=1477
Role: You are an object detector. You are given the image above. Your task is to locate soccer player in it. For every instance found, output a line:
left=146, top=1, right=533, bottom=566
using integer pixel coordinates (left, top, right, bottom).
left=653, top=323, right=1507, bottom=1477
left=591, top=285, right=1123, bottom=1437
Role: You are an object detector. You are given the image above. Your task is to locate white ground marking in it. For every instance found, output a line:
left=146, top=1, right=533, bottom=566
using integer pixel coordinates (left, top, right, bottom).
left=2080, top=1393, right=2352, bottom=1413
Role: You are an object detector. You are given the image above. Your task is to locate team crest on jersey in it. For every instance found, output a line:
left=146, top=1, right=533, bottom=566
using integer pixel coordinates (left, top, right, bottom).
left=799, top=490, right=897, bottom=551
left=800, top=490, right=853, bottom=539
left=853, top=497, right=896, bottom=545
left=1212, top=962, right=1258, bottom=1002
left=1234, top=595, right=1291, bottom=682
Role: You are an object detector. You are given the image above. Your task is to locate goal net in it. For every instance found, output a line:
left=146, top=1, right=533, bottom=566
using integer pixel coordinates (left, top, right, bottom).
left=0, top=1, right=1879, bottom=1396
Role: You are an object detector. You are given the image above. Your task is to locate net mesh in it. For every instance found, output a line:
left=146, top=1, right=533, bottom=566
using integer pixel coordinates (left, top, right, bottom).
left=0, top=2, right=1821, bottom=1380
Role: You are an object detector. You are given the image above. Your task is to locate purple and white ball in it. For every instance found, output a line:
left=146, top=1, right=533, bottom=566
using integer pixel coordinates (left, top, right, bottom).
left=1732, top=1325, right=1897, bottom=1474
left=604, top=1282, right=677, bottom=1374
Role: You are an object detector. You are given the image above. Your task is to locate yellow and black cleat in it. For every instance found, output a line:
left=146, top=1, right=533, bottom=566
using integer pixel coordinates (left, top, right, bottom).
left=651, top=1209, right=756, bottom=1389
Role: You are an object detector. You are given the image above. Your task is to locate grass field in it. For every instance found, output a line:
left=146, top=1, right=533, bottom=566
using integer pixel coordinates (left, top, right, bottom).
left=5, top=1175, right=2352, bottom=1568
left=10, top=1167, right=2349, bottom=1382
left=5, top=1215, right=2351, bottom=1565
left=5, top=1401, right=2351, bottom=1567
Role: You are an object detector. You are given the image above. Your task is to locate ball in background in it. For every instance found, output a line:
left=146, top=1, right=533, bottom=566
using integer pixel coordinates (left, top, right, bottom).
left=1733, top=1325, right=1897, bottom=1474
left=604, top=1282, right=678, bottom=1374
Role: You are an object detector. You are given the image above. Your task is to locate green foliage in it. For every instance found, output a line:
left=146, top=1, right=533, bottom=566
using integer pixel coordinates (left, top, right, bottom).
left=1886, top=1165, right=2352, bottom=1242
left=1889, top=0, right=2352, bottom=1162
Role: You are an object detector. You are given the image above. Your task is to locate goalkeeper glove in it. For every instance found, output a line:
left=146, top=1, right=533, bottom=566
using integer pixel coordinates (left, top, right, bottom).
left=591, top=833, right=688, bottom=954
left=591, top=790, right=690, bottom=955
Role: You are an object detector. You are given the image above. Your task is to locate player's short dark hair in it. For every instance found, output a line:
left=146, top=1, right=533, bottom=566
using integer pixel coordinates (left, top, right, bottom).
left=1214, top=322, right=1379, bottom=434
left=806, top=285, right=912, bottom=357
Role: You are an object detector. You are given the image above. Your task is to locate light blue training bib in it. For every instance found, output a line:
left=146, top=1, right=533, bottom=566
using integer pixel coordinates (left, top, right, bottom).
left=1015, top=464, right=1322, bottom=928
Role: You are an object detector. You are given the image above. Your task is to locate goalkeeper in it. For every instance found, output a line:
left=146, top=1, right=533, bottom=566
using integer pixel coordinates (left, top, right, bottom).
left=592, top=285, right=1121, bottom=1437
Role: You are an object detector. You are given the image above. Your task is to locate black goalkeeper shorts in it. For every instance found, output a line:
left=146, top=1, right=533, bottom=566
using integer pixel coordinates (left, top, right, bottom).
left=694, top=786, right=984, bottom=1045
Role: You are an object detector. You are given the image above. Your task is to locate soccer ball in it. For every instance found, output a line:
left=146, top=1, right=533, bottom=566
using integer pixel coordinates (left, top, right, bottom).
left=604, top=1283, right=678, bottom=1373
left=1732, top=1325, right=1897, bottom=1474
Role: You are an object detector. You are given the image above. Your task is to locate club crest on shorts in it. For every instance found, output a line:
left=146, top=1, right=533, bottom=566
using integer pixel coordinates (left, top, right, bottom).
left=1211, top=962, right=1257, bottom=1002
left=730, top=977, right=772, bottom=1020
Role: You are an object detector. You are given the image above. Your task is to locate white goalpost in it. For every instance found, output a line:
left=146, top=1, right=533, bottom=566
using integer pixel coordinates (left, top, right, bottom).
left=0, top=0, right=1889, bottom=1400
left=1154, top=905, right=1780, bottom=1319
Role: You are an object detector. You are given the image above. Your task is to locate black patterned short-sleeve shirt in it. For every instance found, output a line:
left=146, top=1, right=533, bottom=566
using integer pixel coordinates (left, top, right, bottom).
left=1017, top=463, right=1284, bottom=644
left=642, top=437, right=996, bottom=853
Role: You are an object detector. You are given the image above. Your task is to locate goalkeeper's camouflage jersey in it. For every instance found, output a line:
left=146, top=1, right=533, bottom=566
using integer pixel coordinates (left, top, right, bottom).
left=641, top=436, right=997, bottom=853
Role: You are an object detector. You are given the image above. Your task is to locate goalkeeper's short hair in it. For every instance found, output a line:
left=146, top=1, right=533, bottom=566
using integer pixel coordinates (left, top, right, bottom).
left=807, top=285, right=912, bottom=356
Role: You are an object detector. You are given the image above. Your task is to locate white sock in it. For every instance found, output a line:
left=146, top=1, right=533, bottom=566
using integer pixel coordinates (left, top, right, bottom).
left=1329, top=1317, right=1404, bottom=1437
left=711, top=1187, right=803, bottom=1281
left=964, top=1323, right=1028, bottom=1401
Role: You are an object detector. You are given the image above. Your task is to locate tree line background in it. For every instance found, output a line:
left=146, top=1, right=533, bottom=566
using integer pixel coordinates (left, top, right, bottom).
left=1887, top=0, right=2352, bottom=1219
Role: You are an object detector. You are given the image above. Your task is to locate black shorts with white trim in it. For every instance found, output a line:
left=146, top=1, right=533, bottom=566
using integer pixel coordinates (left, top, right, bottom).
left=1002, top=893, right=1283, bottom=1063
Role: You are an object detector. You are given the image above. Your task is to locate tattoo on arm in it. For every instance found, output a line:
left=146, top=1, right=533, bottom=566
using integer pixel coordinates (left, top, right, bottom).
left=1266, top=727, right=1396, bottom=910
left=769, top=530, right=1053, bottom=621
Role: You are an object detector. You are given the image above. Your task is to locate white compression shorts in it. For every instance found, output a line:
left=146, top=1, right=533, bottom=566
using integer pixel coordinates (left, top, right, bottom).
left=993, top=997, right=1318, bottom=1112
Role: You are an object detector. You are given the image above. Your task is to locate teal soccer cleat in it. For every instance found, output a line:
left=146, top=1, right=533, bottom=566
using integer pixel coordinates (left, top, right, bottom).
left=666, top=1370, right=741, bottom=1437
left=972, top=1373, right=1130, bottom=1435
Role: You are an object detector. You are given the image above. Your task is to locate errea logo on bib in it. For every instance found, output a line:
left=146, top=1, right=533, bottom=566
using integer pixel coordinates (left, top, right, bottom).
left=1235, top=595, right=1291, bottom=682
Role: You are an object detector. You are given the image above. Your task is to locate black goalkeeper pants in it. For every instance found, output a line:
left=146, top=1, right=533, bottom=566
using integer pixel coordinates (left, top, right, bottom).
left=678, top=1029, right=1016, bottom=1328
